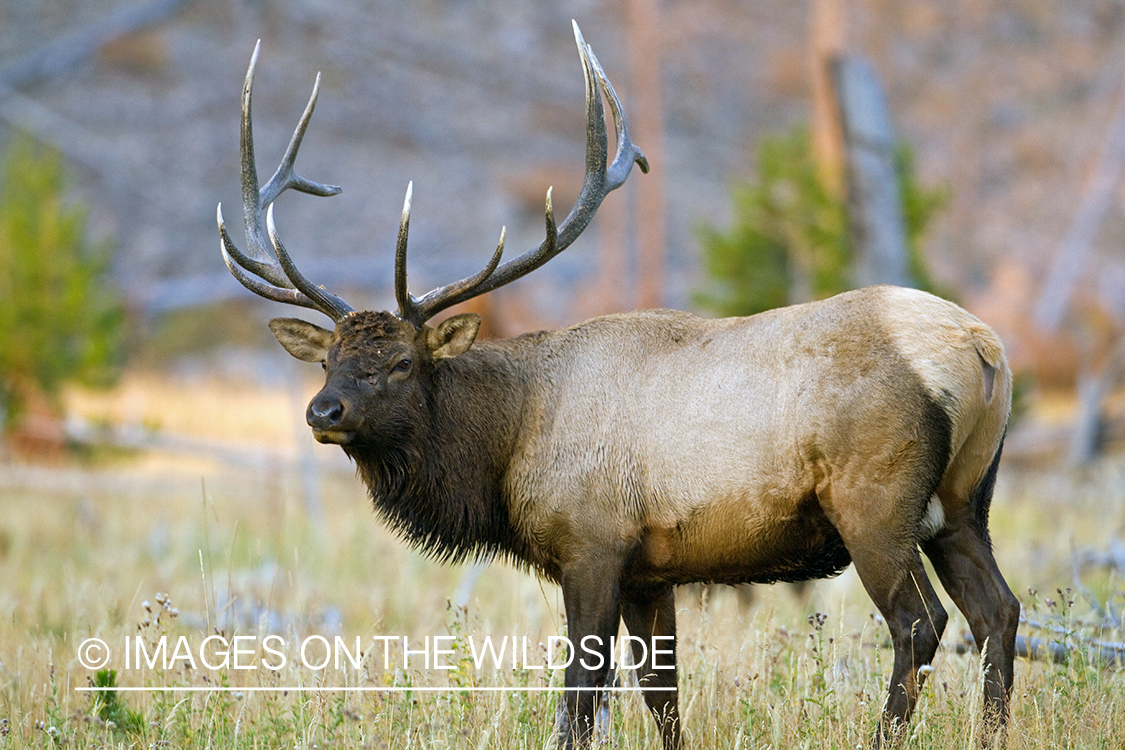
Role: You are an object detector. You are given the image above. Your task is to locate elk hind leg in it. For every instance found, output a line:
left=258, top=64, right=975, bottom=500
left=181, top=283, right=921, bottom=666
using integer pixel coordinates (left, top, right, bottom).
left=621, top=584, right=681, bottom=750
left=921, top=523, right=1019, bottom=731
left=924, top=439, right=1019, bottom=734
left=864, top=552, right=947, bottom=743
left=922, top=521, right=1021, bottom=733
left=834, top=491, right=948, bottom=745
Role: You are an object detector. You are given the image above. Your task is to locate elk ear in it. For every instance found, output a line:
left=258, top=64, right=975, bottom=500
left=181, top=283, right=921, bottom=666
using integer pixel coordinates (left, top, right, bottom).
left=426, top=313, right=481, bottom=362
left=269, top=318, right=334, bottom=363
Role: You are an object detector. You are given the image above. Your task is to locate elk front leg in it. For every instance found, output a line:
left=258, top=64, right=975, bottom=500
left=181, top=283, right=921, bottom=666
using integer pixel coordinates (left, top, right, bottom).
left=557, top=561, right=623, bottom=750
left=621, top=584, right=681, bottom=750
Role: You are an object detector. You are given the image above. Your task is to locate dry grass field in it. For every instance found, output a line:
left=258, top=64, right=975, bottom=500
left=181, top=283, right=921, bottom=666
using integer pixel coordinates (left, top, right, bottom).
left=1, top=373, right=1123, bottom=748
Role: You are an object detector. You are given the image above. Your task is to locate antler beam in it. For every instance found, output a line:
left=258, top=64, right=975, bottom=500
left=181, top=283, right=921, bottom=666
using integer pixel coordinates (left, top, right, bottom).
left=394, top=21, right=649, bottom=326
left=216, top=41, right=355, bottom=322
left=218, top=24, right=645, bottom=329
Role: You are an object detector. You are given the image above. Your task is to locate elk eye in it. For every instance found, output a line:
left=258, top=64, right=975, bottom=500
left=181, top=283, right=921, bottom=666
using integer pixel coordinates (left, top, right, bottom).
left=394, top=358, right=412, bottom=372
left=320, top=360, right=327, bottom=372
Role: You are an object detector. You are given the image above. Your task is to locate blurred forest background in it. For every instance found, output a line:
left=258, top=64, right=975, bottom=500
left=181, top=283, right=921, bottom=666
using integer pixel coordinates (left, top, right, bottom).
left=2, top=0, right=1125, bottom=464
left=0, top=0, right=1123, bottom=450
left=1, top=3, right=1125, bottom=746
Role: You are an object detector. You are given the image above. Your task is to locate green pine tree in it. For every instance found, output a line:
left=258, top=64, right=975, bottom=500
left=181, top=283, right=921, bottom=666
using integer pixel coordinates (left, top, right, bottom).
left=0, top=136, right=124, bottom=430
left=697, top=126, right=946, bottom=318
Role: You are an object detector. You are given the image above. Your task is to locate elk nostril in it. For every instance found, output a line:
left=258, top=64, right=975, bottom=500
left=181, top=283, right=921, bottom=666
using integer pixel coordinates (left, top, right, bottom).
left=307, top=395, right=346, bottom=427
left=315, top=402, right=341, bottom=420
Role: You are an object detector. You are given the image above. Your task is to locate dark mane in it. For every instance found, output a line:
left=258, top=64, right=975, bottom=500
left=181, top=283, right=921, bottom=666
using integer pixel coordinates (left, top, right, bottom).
left=345, top=338, right=536, bottom=566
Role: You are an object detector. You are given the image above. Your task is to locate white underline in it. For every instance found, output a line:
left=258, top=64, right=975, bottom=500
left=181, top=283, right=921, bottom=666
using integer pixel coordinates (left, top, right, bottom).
left=76, top=686, right=674, bottom=693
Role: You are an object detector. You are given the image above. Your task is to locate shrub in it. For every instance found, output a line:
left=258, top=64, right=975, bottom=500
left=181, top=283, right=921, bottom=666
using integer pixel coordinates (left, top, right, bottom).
left=697, top=126, right=946, bottom=317
left=0, top=136, right=123, bottom=431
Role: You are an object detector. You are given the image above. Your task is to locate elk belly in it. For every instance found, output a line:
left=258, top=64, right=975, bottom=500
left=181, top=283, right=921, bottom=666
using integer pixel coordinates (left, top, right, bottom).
left=632, top=491, right=851, bottom=587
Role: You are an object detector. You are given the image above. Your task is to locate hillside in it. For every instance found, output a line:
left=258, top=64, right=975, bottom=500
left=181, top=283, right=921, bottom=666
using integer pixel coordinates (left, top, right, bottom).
left=2, top=0, right=1124, bottom=345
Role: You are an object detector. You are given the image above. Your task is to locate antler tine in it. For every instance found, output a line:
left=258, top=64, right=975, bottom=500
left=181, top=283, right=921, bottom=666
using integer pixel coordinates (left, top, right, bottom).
left=267, top=206, right=355, bottom=321
left=405, top=226, right=507, bottom=325
left=396, top=178, right=508, bottom=325
left=217, top=41, right=354, bottom=323
left=394, top=182, right=414, bottom=320
left=560, top=21, right=649, bottom=245
left=233, top=41, right=286, bottom=284
left=397, top=22, right=646, bottom=325
left=584, top=32, right=650, bottom=191
left=218, top=206, right=322, bottom=312
left=260, top=70, right=343, bottom=206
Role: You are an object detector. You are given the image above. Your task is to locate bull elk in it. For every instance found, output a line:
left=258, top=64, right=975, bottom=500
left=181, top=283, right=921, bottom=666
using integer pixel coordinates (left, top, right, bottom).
left=216, top=24, right=1019, bottom=749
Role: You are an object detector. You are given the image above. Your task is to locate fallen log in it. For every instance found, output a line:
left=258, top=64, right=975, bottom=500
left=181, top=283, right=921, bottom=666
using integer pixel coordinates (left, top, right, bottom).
left=954, top=630, right=1124, bottom=668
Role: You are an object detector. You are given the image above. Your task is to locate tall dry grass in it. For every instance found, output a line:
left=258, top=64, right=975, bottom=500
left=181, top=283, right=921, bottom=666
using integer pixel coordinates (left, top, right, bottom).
left=0, top=374, right=1122, bottom=748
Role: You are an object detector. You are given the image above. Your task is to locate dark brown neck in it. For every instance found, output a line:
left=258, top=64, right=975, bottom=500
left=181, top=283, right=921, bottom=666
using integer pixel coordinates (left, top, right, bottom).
left=346, top=334, right=541, bottom=566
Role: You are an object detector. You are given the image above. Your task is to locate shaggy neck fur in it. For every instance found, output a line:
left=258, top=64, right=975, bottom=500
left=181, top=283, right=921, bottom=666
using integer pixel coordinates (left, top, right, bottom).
left=344, top=335, right=540, bottom=566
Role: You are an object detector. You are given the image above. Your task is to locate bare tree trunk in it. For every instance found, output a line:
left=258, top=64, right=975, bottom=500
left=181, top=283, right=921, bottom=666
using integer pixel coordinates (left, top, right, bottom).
left=452, top=557, right=492, bottom=609
left=627, top=0, right=666, bottom=309
left=1070, top=369, right=1108, bottom=465
left=1069, top=337, right=1125, bottom=465
left=1032, top=67, right=1125, bottom=334
left=810, top=0, right=847, bottom=199
left=595, top=181, right=629, bottom=315
left=1031, top=64, right=1125, bottom=465
left=833, top=54, right=912, bottom=289
left=0, top=0, right=186, bottom=195
left=790, top=0, right=848, bottom=305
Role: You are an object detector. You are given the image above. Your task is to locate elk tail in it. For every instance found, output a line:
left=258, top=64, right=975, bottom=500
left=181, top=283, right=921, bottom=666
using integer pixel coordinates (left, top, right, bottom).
left=966, top=321, right=1007, bottom=404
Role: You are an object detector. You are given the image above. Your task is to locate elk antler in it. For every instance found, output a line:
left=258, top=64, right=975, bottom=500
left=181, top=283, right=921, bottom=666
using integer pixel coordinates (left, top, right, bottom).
left=394, top=21, right=649, bottom=326
left=217, top=41, right=355, bottom=322
left=218, top=25, right=646, bottom=327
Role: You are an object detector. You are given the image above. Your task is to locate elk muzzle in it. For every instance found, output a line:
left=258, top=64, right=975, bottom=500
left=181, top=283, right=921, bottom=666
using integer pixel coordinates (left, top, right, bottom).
left=306, top=390, right=356, bottom=444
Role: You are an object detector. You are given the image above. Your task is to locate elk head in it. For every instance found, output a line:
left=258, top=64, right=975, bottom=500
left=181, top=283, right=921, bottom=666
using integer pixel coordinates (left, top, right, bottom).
left=217, top=24, right=647, bottom=446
